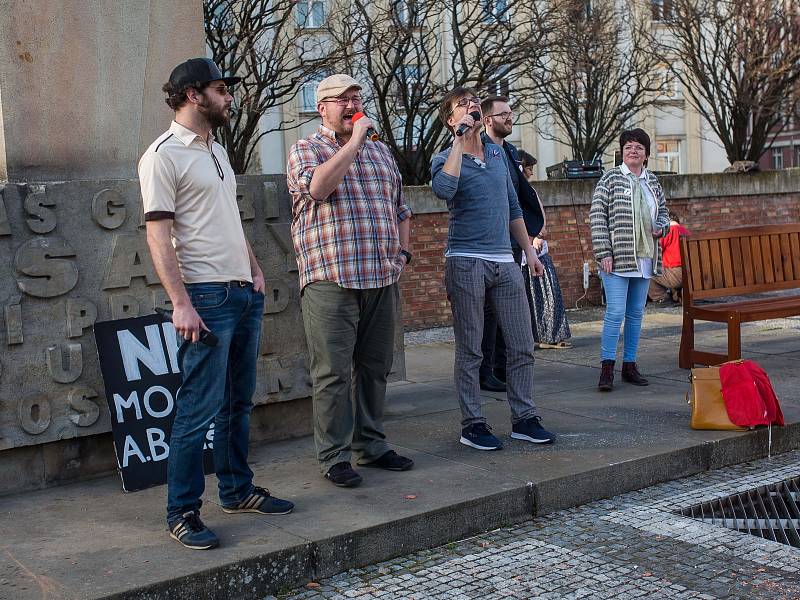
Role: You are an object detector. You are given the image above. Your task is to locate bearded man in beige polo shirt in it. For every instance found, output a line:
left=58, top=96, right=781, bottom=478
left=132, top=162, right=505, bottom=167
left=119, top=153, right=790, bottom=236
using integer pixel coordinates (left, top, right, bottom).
left=138, top=58, right=293, bottom=550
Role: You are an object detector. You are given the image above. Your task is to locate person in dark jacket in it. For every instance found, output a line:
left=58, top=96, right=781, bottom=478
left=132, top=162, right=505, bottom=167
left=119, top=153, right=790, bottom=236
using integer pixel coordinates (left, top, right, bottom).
left=477, top=96, right=545, bottom=390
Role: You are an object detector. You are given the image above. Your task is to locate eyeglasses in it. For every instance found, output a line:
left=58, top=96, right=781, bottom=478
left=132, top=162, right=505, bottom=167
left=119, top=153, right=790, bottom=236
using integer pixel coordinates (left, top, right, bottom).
left=623, top=143, right=646, bottom=153
left=448, top=96, right=481, bottom=115
left=208, top=84, right=233, bottom=96
left=322, top=95, right=363, bottom=106
left=486, top=111, right=513, bottom=120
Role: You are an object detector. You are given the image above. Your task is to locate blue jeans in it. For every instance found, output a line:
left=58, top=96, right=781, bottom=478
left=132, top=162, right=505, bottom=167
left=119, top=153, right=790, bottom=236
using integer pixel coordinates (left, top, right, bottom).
left=166, top=282, right=264, bottom=523
left=599, top=272, right=650, bottom=362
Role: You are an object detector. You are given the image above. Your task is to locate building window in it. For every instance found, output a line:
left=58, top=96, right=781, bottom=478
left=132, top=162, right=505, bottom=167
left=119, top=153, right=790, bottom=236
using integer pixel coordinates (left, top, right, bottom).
left=394, top=0, right=423, bottom=26
left=297, top=0, right=326, bottom=28
left=655, top=139, right=681, bottom=173
left=772, top=147, right=784, bottom=170
left=485, top=68, right=511, bottom=100
left=397, top=65, right=423, bottom=100
left=651, top=0, right=675, bottom=22
left=482, top=0, right=510, bottom=22
left=657, top=64, right=681, bottom=98
left=299, top=72, right=329, bottom=113
left=794, top=145, right=800, bottom=168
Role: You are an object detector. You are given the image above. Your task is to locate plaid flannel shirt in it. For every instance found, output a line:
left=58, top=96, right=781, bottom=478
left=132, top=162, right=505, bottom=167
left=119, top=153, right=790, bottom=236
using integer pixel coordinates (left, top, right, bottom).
left=287, top=125, right=412, bottom=290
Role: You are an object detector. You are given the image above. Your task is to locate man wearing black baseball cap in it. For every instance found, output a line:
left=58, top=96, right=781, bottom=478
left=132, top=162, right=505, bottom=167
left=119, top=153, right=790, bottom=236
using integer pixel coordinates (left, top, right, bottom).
left=138, top=58, right=293, bottom=550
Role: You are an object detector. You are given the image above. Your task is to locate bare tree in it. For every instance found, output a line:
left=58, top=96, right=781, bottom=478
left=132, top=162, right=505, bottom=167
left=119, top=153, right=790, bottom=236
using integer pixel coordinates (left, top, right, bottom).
left=656, top=0, right=800, bottom=164
left=533, top=0, right=664, bottom=162
left=205, top=0, right=342, bottom=173
left=326, top=0, right=553, bottom=184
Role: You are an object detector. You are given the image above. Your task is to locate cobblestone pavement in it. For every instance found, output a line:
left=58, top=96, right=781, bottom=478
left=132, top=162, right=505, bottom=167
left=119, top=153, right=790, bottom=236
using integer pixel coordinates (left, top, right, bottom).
left=274, top=452, right=800, bottom=599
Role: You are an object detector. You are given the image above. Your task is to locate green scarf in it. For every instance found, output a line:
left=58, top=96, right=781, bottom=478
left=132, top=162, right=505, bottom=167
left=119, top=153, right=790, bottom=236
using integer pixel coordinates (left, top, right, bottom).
left=629, top=174, right=654, bottom=260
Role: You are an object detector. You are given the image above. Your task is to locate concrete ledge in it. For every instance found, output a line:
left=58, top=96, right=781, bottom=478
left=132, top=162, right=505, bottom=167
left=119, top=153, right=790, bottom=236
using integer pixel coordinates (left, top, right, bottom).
left=103, top=426, right=799, bottom=600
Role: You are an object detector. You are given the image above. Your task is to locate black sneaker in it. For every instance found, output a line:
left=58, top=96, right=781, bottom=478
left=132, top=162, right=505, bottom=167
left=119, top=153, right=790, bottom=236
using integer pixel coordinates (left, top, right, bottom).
left=460, top=422, right=503, bottom=451
left=361, top=450, right=414, bottom=471
left=511, top=416, right=556, bottom=444
left=222, top=486, right=294, bottom=515
left=325, top=462, right=363, bottom=487
left=480, top=373, right=507, bottom=392
left=168, top=511, right=219, bottom=550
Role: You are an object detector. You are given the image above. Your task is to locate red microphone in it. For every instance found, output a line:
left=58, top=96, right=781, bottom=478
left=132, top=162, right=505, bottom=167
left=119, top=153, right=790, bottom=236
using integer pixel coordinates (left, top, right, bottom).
left=352, top=112, right=380, bottom=142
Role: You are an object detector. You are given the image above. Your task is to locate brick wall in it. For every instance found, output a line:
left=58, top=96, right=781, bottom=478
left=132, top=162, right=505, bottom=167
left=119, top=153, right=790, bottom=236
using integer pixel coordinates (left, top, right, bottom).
left=400, top=170, right=800, bottom=330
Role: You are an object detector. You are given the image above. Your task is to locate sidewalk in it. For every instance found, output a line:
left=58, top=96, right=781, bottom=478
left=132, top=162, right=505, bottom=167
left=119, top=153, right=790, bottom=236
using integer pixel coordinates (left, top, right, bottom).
left=1, top=309, right=799, bottom=600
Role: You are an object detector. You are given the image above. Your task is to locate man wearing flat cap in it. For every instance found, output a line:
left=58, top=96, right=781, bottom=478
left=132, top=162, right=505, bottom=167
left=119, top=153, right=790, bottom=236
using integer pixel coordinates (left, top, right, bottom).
left=287, top=74, right=414, bottom=487
left=139, top=58, right=293, bottom=550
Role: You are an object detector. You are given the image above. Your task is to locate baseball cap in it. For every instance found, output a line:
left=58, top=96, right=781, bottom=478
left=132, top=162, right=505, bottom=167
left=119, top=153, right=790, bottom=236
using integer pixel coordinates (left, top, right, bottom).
left=168, top=58, right=241, bottom=89
left=316, top=74, right=362, bottom=105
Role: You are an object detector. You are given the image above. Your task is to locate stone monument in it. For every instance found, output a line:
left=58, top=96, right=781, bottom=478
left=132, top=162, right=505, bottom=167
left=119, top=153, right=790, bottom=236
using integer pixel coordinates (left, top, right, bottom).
left=0, top=2, right=405, bottom=495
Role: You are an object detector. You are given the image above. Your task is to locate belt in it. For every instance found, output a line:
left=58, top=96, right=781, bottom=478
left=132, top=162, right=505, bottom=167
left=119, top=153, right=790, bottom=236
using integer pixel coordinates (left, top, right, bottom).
left=187, top=280, right=252, bottom=288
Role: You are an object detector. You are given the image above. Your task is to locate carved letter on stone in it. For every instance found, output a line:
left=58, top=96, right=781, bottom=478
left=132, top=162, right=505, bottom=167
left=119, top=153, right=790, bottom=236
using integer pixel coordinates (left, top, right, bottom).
left=18, top=393, right=51, bottom=435
left=110, top=294, right=140, bottom=320
left=4, top=297, right=23, bottom=345
left=46, top=342, right=83, bottom=383
left=66, top=298, right=98, bottom=338
left=263, top=279, right=290, bottom=314
left=102, top=233, right=159, bottom=289
left=0, top=185, right=11, bottom=236
left=266, top=223, right=298, bottom=272
left=68, top=385, right=100, bottom=427
left=237, top=189, right=255, bottom=221
left=14, top=237, right=79, bottom=298
left=91, top=188, right=127, bottom=230
left=24, top=185, right=57, bottom=234
left=264, top=181, right=279, bottom=220
left=150, top=287, right=172, bottom=312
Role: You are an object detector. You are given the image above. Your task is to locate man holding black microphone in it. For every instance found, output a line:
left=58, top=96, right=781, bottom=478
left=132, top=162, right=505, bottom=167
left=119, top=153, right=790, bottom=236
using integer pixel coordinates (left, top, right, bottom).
left=431, top=87, right=556, bottom=451
left=139, top=58, right=293, bottom=550
left=287, top=74, right=414, bottom=488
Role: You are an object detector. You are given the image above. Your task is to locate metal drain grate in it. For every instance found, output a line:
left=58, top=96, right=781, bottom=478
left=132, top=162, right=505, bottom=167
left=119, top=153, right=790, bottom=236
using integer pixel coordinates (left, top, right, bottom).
left=678, top=476, right=800, bottom=548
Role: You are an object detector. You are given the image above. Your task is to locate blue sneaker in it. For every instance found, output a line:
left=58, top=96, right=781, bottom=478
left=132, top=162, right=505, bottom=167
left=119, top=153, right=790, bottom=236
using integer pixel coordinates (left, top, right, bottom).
left=168, top=511, right=219, bottom=550
left=511, top=416, right=556, bottom=444
left=460, top=422, right=503, bottom=451
left=222, top=486, right=294, bottom=515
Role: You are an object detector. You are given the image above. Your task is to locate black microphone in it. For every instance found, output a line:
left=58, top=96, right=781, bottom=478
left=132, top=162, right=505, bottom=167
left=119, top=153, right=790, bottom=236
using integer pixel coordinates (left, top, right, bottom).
left=154, top=307, right=219, bottom=347
left=456, top=111, right=481, bottom=137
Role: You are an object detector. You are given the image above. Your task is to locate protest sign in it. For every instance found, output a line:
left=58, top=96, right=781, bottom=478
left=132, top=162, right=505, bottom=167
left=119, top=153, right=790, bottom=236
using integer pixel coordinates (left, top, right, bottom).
left=94, top=313, right=213, bottom=491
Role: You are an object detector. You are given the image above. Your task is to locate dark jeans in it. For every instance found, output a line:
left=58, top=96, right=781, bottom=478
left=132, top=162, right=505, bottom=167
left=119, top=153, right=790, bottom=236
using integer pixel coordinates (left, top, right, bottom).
left=166, top=282, right=263, bottom=523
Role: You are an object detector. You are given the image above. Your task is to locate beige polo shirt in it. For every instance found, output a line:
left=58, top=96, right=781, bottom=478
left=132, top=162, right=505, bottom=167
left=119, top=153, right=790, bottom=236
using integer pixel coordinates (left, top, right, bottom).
left=138, top=121, right=252, bottom=284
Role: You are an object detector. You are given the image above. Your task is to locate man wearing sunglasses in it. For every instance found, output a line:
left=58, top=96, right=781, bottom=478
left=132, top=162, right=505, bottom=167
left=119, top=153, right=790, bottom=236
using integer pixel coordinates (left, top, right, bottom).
left=139, top=58, right=293, bottom=550
left=287, top=74, right=414, bottom=488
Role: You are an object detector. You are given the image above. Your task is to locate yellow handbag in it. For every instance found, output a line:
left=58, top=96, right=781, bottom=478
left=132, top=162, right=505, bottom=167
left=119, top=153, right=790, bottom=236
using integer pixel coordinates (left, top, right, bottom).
left=687, top=361, right=748, bottom=431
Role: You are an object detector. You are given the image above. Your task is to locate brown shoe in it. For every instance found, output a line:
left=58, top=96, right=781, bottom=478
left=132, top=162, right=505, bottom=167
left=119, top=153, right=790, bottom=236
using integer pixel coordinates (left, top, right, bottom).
left=598, top=360, right=615, bottom=391
left=621, top=362, right=649, bottom=386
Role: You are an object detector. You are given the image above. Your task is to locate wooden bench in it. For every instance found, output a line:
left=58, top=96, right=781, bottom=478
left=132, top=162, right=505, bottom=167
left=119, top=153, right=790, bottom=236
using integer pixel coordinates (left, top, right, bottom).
left=679, top=223, right=800, bottom=368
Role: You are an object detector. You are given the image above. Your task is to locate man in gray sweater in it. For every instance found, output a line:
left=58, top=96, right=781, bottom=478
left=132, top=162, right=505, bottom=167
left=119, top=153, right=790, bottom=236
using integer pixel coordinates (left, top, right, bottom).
left=431, top=87, right=556, bottom=451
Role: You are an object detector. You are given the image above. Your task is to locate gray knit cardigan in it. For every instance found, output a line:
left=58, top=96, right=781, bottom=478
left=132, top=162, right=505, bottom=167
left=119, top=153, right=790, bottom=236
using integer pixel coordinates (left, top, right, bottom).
left=589, top=166, right=670, bottom=275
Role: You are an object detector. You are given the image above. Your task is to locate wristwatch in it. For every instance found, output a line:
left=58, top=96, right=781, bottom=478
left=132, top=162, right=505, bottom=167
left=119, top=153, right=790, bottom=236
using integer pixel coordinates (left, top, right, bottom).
left=400, top=249, right=413, bottom=265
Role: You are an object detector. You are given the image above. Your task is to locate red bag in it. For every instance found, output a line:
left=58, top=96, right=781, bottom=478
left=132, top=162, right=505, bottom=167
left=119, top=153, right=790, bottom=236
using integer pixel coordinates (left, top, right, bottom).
left=719, top=360, right=784, bottom=428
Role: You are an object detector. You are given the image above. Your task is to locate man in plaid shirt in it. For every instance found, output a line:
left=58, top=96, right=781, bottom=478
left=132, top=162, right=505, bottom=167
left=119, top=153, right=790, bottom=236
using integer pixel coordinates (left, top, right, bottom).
left=287, top=74, right=414, bottom=488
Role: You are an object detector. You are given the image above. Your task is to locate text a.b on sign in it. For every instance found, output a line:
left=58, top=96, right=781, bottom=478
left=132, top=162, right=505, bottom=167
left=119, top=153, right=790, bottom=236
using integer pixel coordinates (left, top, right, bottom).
left=94, top=313, right=213, bottom=492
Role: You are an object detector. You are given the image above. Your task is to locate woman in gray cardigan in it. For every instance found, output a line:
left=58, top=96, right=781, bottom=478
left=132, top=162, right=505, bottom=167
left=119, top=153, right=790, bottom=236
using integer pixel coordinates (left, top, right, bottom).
left=589, top=129, right=670, bottom=391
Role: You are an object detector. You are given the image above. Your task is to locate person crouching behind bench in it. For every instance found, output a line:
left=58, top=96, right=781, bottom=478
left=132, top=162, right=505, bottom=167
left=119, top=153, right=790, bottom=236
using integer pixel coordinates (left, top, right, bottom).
left=140, top=58, right=294, bottom=550
left=430, top=87, right=556, bottom=451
